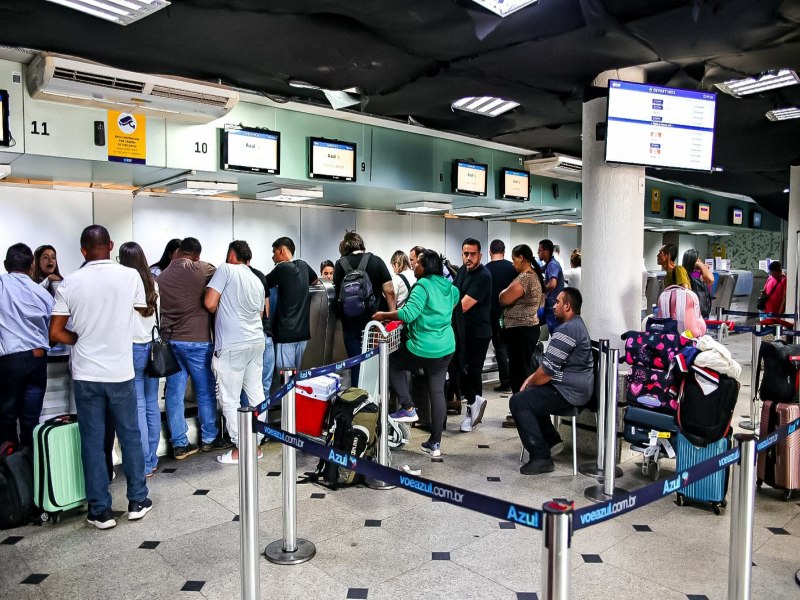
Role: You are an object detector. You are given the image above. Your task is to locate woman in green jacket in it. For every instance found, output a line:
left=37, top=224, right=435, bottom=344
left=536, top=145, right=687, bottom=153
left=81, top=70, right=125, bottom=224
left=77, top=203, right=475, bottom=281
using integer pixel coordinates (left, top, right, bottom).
left=372, top=249, right=459, bottom=457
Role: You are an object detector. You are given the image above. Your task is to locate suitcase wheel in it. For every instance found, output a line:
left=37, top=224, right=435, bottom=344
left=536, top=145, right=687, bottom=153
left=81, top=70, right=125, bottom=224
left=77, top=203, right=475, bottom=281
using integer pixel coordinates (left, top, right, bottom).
left=712, top=504, right=723, bottom=516
left=40, top=511, right=63, bottom=524
left=783, top=490, right=793, bottom=502
left=676, top=493, right=686, bottom=507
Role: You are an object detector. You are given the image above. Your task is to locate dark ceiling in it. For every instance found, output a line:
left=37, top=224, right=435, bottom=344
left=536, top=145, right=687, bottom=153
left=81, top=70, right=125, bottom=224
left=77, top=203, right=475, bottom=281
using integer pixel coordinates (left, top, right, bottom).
left=1, top=0, right=800, bottom=217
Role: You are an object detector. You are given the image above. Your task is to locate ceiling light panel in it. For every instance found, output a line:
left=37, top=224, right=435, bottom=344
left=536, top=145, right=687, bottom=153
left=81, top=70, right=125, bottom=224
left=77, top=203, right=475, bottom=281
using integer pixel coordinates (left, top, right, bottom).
left=450, top=206, right=502, bottom=217
left=716, top=69, right=799, bottom=97
left=395, top=201, right=452, bottom=213
left=452, top=96, right=519, bottom=117
left=46, top=0, right=170, bottom=25
left=256, top=187, right=323, bottom=202
left=470, top=0, right=539, bottom=18
left=766, top=107, right=800, bottom=121
left=164, top=180, right=237, bottom=196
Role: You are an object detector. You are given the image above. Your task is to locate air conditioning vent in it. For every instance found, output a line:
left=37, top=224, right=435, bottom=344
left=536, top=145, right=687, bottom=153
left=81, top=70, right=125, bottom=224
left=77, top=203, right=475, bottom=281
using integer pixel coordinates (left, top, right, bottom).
left=524, top=154, right=583, bottom=182
left=150, top=85, right=233, bottom=108
left=52, top=66, right=145, bottom=93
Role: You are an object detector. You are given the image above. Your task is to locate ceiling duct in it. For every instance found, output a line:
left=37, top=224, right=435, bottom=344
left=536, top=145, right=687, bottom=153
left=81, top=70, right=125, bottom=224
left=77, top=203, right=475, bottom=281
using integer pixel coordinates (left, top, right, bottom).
left=26, top=53, right=239, bottom=123
left=524, top=154, right=582, bottom=182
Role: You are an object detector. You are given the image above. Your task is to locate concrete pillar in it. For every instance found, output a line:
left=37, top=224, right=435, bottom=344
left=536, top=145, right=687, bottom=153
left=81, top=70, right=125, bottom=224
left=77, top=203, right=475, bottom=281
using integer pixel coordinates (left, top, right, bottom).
left=786, top=165, right=800, bottom=315
left=581, top=68, right=646, bottom=348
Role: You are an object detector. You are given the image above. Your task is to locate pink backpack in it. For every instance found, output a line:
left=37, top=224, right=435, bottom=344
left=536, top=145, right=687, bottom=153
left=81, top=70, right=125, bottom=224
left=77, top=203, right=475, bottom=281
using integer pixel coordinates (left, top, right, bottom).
left=657, top=285, right=707, bottom=338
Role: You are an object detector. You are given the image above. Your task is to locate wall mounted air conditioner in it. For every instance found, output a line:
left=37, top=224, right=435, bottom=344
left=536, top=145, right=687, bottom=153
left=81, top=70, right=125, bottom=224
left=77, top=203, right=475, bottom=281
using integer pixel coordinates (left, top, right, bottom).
left=524, top=153, right=582, bottom=182
left=26, top=53, right=239, bottom=124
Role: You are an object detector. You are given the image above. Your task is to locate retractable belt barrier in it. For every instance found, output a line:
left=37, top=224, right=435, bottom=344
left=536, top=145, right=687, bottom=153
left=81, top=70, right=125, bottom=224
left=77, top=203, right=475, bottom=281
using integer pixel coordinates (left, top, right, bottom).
left=253, top=420, right=545, bottom=530
left=723, top=309, right=794, bottom=319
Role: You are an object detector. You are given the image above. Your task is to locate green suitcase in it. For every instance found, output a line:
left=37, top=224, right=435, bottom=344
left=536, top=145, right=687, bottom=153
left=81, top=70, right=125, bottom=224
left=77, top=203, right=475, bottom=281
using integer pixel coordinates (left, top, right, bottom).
left=33, top=415, right=85, bottom=523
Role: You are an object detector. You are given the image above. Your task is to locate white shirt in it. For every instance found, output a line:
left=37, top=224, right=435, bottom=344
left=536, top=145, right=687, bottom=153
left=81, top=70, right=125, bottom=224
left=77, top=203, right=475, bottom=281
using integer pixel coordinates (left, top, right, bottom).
left=132, top=281, right=159, bottom=344
left=563, top=267, right=581, bottom=291
left=392, top=269, right=417, bottom=308
left=207, top=263, right=264, bottom=352
left=53, top=260, right=146, bottom=382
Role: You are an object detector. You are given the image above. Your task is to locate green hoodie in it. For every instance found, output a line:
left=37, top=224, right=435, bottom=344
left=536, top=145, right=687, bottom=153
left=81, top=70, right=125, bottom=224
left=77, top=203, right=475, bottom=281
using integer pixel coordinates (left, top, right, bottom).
left=397, top=275, right=459, bottom=358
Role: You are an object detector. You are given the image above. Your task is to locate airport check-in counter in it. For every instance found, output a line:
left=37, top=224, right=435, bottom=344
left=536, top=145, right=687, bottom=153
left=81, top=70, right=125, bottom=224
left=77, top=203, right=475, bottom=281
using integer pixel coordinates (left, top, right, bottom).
left=727, top=269, right=767, bottom=325
left=711, top=271, right=736, bottom=314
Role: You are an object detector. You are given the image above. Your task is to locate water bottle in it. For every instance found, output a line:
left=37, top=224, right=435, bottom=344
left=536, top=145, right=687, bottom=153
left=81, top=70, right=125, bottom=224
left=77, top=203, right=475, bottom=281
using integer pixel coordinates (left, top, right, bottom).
left=652, top=304, right=659, bottom=319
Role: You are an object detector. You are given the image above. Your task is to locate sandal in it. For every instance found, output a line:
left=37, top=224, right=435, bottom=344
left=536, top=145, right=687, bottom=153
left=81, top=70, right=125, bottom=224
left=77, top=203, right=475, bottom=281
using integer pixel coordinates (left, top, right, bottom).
left=216, top=449, right=263, bottom=465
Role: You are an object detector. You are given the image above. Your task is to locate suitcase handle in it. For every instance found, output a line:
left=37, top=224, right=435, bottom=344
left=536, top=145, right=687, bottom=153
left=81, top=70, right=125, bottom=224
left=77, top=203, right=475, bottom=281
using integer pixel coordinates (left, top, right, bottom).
left=46, top=414, right=77, bottom=425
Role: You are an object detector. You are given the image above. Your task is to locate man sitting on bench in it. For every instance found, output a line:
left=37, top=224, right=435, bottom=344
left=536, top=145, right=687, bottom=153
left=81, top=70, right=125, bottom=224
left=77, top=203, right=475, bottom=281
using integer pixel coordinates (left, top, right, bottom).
left=510, top=287, right=594, bottom=475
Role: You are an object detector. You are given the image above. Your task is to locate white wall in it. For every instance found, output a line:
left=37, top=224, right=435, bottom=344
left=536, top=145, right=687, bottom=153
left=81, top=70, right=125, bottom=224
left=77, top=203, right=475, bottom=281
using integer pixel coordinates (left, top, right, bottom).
left=356, top=211, right=445, bottom=269
left=644, top=232, right=662, bottom=270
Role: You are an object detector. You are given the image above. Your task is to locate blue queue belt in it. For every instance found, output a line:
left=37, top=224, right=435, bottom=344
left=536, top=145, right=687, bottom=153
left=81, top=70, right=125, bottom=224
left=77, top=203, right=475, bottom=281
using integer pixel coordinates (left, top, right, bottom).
left=252, top=347, right=379, bottom=417
left=253, top=420, right=545, bottom=530
left=573, top=416, right=800, bottom=530
left=723, top=309, right=795, bottom=319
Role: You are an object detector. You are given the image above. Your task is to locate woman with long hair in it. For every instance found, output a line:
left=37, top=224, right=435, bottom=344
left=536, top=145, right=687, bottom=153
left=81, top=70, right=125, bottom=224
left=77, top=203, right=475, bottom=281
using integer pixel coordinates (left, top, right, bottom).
left=499, top=244, right=545, bottom=395
left=33, top=245, right=63, bottom=295
left=119, top=241, right=161, bottom=477
left=390, top=250, right=416, bottom=308
left=149, top=238, right=181, bottom=277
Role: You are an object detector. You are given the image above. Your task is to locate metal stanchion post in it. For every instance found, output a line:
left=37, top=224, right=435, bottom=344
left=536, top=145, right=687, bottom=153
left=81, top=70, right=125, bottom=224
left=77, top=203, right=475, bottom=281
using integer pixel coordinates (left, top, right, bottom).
left=265, top=370, right=316, bottom=564
left=727, top=434, right=757, bottom=600
left=541, top=500, right=573, bottom=600
left=580, top=340, right=617, bottom=478
left=238, top=407, right=260, bottom=600
left=740, top=325, right=761, bottom=431
left=585, top=348, right=627, bottom=502
left=717, top=307, right=725, bottom=342
left=775, top=324, right=783, bottom=340
left=366, top=336, right=395, bottom=489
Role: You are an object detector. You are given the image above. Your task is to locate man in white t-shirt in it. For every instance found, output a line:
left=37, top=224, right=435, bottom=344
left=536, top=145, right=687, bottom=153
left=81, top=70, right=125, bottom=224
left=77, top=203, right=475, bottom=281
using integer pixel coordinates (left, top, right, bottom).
left=204, top=240, right=266, bottom=465
left=49, top=225, right=153, bottom=530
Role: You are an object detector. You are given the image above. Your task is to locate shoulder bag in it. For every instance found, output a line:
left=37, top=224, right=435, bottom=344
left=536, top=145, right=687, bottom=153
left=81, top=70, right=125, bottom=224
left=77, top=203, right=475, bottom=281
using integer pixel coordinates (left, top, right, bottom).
left=145, top=311, right=181, bottom=378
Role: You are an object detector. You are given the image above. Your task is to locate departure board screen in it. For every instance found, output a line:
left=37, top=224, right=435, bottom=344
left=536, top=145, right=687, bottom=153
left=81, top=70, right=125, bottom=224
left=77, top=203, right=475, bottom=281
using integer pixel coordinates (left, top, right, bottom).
left=500, top=167, right=529, bottom=200
left=605, top=80, right=716, bottom=171
left=452, top=160, right=488, bottom=196
left=309, top=137, right=356, bottom=181
left=697, top=202, right=710, bottom=221
left=221, top=127, right=280, bottom=174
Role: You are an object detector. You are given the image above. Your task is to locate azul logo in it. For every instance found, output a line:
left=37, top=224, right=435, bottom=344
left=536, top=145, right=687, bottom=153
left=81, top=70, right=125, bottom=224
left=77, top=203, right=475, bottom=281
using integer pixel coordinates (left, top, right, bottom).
left=662, top=471, right=689, bottom=494
left=789, top=420, right=799, bottom=435
left=578, top=494, right=638, bottom=525
left=327, top=449, right=354, bottom=468
left=336, top=362, right=346, bottom=370
left=718, top=449, right=740, bottom=468
left=299, top=371, right=311, bottom=379
left=757, top=433, right=779, bottom=452
left=506, top=505, right=539, bottom=528
left=398, top=476, right=464, bottom=503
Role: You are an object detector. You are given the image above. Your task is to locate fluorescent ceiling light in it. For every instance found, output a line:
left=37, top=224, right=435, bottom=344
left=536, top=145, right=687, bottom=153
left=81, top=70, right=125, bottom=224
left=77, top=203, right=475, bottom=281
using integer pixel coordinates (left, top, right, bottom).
left=395, top=201, right=452, bottom=213
left=164, top=180, right=237, bottom=197
left=785, top=188, right=791, bottom=193
left=648, top=228, right=679, bottom=233
left=537, top=218, right=569, bottom=224
left=716, top=69, right=799, bottom=97
left=450, top=206, right=502, bottom=218
left=46, top=0, right=170, bottom=25
left=256, top=187, right=323, bottom=202
left=470, top=0, right=539, bottom=17
left=766, top=107, right=800, bottom=121
left=452, top=96, right=519, bottom=117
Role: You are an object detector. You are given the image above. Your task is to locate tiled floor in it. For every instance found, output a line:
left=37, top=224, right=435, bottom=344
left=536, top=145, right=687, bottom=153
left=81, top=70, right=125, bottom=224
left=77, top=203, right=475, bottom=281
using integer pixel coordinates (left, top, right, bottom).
left=2, top=333, right=799, bottom=599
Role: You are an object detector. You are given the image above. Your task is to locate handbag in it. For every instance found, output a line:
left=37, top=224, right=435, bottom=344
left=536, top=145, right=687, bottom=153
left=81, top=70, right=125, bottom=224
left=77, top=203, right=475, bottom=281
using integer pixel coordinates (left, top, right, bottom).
left=145, top=312, right=181, bottom=378
left=756, top=289, right=770, bottom=311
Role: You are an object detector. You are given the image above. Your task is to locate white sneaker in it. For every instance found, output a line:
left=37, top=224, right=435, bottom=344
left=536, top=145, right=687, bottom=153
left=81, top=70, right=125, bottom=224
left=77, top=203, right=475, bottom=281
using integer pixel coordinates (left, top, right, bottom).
left=460, top=406, right=473, bottom=432
left=471, top=395, right=487, bottom=428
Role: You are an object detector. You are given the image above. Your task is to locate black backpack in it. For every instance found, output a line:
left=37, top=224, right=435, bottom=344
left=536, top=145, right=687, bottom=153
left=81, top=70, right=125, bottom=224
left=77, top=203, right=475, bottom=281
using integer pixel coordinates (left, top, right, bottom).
left=338, top=254, right=375, bottom=319
left=677, top=370, right=739, bottom=447
left=689, top=275, right=711, bottom=319
left=0, top=443, right=34, bottom=529
left=756, top=340, right=800, bottom=404
left=301, top=388, right=378, bottom=489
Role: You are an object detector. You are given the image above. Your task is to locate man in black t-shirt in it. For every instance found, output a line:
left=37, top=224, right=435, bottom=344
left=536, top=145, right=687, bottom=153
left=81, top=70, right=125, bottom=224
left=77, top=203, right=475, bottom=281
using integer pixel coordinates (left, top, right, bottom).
left=246, top=264, right=274, bottom=399
left=453, top=237, right=492, bottom=433
left=265, top=237, right=318, bottom=370
left=485, top=239, right=516, bottom=393
left=333, top=231, right=395, bottom=384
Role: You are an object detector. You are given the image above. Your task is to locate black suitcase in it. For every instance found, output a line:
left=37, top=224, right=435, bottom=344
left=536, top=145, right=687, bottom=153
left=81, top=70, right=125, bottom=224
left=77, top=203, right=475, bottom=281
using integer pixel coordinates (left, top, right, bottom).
left=0, top=443, right=34, bottom=529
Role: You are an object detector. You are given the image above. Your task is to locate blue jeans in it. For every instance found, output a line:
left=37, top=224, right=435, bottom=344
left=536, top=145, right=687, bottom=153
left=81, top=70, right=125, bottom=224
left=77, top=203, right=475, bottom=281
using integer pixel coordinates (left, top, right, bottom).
left=342, top=327, right=363, bottom=385
left=133, top=343, right=161, bottom=474
left=0, top=351, right=47, bottom=449
left=241, top=334, right=274, bottom=407
left=73, top=379, right=148, bottom=516
left=275, top=340, right=307, bottom=371
left=165, top=341, right=218, bottom=446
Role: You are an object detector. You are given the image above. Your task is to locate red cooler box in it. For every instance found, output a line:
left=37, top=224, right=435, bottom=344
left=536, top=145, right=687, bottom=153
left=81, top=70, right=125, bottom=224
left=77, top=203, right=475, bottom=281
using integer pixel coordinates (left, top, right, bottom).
left=295, top=376, right=340, bottom=437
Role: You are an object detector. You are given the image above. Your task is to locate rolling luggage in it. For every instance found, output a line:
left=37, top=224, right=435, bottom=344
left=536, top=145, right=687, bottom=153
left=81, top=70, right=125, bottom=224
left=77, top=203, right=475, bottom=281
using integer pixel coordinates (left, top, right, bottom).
left=675, top=432, right=730, bottom=515
left=0, top=443, right=34, bottom=529
left=623, top=406, right=678, bottom=480
left=756, top=400, right=800, bottom=501
left=33, top=415, right=85, bottom=523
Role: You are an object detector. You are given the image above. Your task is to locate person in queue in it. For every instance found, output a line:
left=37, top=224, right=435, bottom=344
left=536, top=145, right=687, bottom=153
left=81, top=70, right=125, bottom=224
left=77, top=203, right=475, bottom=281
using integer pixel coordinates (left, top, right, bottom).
left=498, top=243, right=545, bottom=397
left=157, top=237, right=228, bottom=459
left=49, top=225, right=153, bottom=529
left=485, top=239, right=516, bottom=394
left=681, top=248, right=714, bottom=287
left=205, top=241, right=266, bottom=465
left=537, top=238, right=565, bottom=333
left=119, top=241, right=161, bottom=478
left=373, top=249, right=459, bottom=457
left=658, top=243, right=689, bottom=289
left=334, top=231, right=395, bottom=384
left=390, top=250, right=416, bottom=308
left=409, top=245, right=425, bottom=270
left=149, top=238, right=181, bottom=278
left=510, top=287, right=593, bottom=475
left=33, top=244, right=63, bottom=296
left=319, top=259, right=335, bottom=282
left=243, top=259, right=274, bottom=401
left=0, top=243, right=54, bottom=449
left=563, top=249, right=582, bottom=291
left=761, top=260, right=789, bottom=327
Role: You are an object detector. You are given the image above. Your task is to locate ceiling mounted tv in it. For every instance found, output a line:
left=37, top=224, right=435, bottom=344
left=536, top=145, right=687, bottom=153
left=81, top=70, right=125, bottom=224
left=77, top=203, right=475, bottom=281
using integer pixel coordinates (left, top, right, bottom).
left=673, top=198, right=687, bottom=219
left=0, top=89, right=9, bottom=147
left=452, top=159, right=488, bottom=197
left=697, top=202, right=710, bottom=222
left=751, top=210, right=762, bottom=229
left=605, top=79, right=717, bottom=172
left=221, top=126, right=280, bottom=174
left=731, top=207, right=743, bottom=226
left=309, top=137, right=356, bottom=182
left=500, top=167, right=529, bottom=201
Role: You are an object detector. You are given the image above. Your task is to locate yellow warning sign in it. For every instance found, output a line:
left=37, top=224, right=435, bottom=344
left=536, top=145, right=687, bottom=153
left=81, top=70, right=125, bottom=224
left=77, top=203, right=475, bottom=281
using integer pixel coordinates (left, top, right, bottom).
left=108, top=111, right=146, bottom=164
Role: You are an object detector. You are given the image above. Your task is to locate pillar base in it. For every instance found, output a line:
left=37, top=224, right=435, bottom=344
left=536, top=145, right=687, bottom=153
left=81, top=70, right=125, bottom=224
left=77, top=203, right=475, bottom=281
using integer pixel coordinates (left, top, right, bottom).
left=738, top=419, right=758, bottom=431
left=264, top=538, right=316, bottom=565
left=584, top=484, right=628, bottom=503
left=365, top=478, right=396, bottom=490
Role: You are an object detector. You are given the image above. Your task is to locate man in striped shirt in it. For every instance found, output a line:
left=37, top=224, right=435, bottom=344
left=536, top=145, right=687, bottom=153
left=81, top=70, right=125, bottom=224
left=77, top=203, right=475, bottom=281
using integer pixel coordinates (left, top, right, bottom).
left=510, top=287, right=594, bottom=475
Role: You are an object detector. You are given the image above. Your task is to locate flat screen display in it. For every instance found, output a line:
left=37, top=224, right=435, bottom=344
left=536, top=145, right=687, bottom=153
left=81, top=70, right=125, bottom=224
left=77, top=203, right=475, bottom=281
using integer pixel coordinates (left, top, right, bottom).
left=309, top=137, right=356, bottom=181
left=452, top=160, right=488, bottom=196
left=731, top=207, right=743, bottom=226
left=0, top=89, right=9, bottom=147
left=500, top=167, right=529, bottom=200
left=221, top=126, right=280, bottom=174
left=605, top=80, right=716, bottom=171
left=697, top=202, right=710, bottom=221
left=751, top=211, right=762, bottom=229
left=673, top=198, right=687, bottom=219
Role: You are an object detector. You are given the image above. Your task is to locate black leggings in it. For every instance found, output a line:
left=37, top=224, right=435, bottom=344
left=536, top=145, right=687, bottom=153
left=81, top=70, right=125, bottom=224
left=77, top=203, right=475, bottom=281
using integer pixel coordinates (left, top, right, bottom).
left=502, top=325, right=541, bottom=393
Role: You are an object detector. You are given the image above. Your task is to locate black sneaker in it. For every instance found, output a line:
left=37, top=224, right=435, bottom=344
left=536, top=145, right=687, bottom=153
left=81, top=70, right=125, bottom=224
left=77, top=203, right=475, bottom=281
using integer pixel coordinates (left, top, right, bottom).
left=201, top=438, right=234, bottom=452
left=520, top=458, right=555, bottom=475
left=493, top=383, right=512, bottom=393
left=173, top=443, right=199, bottom=460
left=128, top=498, right=153, bottom=521
left=87, top=509, right=117, bottom=530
